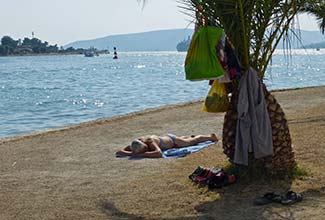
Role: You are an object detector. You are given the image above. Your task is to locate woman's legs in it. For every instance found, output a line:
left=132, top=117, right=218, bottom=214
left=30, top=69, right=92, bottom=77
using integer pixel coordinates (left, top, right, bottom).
left=175, top=134, right=218, bottom=147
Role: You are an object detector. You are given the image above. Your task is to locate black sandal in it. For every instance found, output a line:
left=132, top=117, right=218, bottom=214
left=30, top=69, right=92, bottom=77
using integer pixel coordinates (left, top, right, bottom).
left=280, top=191, right=303, bottom=205
left=254, top=192, right=282, bottom=206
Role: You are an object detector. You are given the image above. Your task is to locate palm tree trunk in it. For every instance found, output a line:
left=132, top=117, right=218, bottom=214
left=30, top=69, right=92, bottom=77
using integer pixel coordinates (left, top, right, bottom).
left=222, top=84, right=296, bottom=175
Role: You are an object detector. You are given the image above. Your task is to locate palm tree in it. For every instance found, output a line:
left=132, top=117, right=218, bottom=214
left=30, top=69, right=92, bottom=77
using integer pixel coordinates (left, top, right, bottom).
left=181, top=0, right=325, bottom=175
left=138, top=0, right=325, bottom=175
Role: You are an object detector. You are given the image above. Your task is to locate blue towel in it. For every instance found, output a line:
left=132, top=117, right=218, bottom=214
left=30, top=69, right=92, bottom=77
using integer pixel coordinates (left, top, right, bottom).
left=163, top=141, right=215, bottom=158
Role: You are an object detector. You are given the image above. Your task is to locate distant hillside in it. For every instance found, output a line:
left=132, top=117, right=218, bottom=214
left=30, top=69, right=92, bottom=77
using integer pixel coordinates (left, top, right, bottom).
left=278, top=29, right=325, bottom=49
left=303, top=41, right=325, bottom=49
left=65, top=29, right=194, bottom=52
left=65, top=29, right=325, bottom=51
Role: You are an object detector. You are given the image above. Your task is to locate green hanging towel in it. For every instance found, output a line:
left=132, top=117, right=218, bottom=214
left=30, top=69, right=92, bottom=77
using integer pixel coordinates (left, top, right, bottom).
left=185, top=26, right=225, bottom=81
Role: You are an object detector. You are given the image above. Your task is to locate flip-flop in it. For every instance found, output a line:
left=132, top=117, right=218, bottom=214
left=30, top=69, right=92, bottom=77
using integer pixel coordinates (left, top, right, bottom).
left=254, top=192, right=282, bottom=206
left=280, top=191, right=303, bottom=205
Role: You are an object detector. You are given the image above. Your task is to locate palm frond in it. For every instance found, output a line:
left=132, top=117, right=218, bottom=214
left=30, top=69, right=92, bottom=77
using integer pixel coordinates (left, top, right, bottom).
left=300, top=1, right=325, bottom=34
left=139, top=0, right=325, bottom=77
left=137, top=0, right=147, bottom=9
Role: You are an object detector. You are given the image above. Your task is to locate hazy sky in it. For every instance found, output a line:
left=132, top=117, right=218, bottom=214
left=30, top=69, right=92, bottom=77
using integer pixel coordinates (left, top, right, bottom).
left=0, top=0, right=320, bottom=46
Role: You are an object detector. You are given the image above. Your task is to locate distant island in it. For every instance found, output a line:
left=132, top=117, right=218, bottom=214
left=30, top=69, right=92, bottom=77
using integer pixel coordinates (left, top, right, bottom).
left=176, top=36, right=191, bottom=52
left=0, top=35, right=108, bottom=57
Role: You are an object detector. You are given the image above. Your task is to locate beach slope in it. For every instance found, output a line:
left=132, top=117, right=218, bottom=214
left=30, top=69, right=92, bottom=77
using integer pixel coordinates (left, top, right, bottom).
left=0, top=86, right=324, bottom=220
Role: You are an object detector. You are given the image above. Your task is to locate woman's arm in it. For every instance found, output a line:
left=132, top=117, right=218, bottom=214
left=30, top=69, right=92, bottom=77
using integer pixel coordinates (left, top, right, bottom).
left=115, top=146, right=133, bottom=156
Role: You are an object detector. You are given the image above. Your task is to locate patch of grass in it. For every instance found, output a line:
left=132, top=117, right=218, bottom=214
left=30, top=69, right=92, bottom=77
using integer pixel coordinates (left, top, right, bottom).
left=219, top=162, right=310, bottom=183
left=287, top=165, right=310, bottom=180
left=221, top=162, right=272, bottom=183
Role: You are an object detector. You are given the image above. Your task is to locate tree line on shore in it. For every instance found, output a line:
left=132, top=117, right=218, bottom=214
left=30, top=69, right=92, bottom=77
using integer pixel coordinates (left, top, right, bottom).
left=0, top=36, right=95, bottom=56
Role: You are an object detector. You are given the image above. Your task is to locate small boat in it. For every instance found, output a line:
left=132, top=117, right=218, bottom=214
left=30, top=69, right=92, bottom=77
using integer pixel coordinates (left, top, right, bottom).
left=84, top=47, right=99, bottom=57
left=84, top=51, right=95, bottom=57
left=316, top=48, right=320, bottom=51
left=176, top=36, right=191, bottom=52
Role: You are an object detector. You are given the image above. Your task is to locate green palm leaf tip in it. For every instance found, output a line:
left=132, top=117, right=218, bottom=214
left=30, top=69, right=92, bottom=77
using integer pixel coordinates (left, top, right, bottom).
left=183, top=0, right=325, bottom=78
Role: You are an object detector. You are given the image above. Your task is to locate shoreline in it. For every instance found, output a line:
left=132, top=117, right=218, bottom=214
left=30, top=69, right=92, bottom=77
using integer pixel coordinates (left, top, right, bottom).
left=1, top=85, right=323, bottom=143
left=0, top=85, right=325, bottom=219
left=0, top=52, right=83, bottom=58
left=0, top=51, right=179, bottom=58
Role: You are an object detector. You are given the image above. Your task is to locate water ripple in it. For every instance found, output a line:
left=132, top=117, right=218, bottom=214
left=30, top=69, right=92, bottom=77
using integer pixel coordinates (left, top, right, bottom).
left=1, top=51, right=325, bottom=138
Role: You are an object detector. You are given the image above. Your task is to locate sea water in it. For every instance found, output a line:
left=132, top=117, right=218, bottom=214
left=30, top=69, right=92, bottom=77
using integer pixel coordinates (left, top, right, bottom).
left=0, top=50, right=324, bottom=139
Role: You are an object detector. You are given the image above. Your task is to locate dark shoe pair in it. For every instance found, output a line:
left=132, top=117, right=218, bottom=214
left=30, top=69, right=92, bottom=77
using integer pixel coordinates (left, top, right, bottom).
left=281, top=191, right=303, bottom=205
left=254, top=191, right=303, bottom=206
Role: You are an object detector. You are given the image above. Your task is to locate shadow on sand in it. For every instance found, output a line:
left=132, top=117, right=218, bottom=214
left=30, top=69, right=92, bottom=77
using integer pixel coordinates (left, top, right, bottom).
left=98, top=178, right=325, bottom=220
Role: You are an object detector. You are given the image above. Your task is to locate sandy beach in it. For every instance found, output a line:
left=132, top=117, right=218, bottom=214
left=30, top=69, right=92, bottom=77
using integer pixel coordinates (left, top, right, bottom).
left=0, top=86, right=325, bottom=220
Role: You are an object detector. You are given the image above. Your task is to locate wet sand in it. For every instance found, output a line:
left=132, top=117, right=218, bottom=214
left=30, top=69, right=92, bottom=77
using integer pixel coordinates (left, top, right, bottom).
left=0, top=86, right=325, bottom=220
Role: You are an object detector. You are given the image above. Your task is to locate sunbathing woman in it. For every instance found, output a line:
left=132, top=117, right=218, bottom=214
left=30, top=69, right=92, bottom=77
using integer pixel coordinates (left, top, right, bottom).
left=115, top=133, right=218, bottom=158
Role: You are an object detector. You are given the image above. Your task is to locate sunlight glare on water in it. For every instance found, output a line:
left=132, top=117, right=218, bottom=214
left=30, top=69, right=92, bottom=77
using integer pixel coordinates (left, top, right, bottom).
left=0, top=50, right=324, bottom=138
